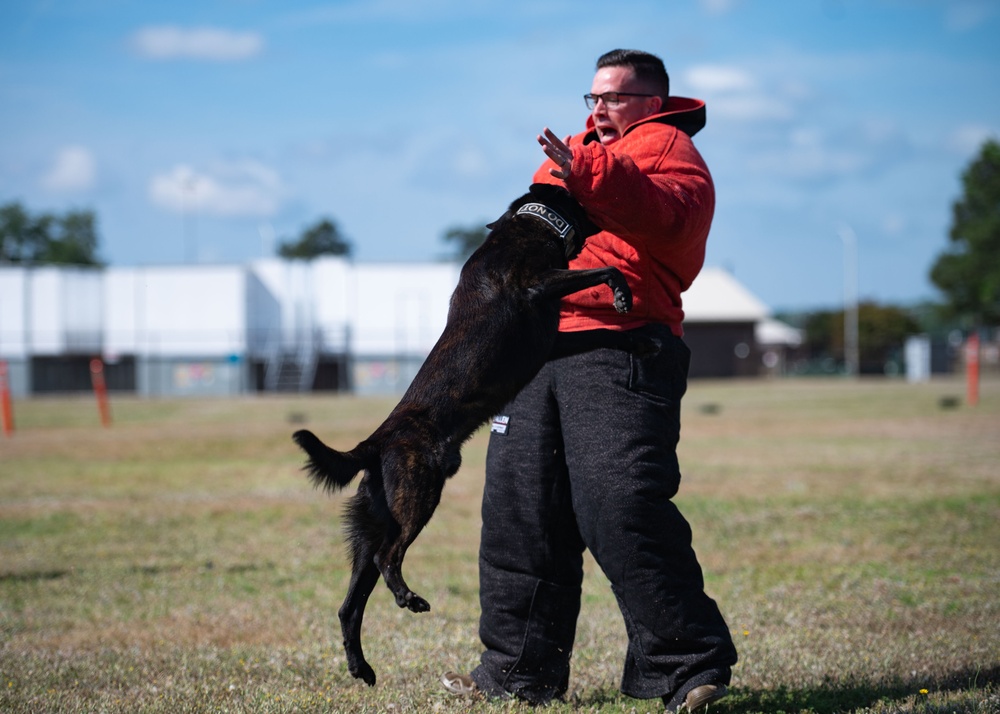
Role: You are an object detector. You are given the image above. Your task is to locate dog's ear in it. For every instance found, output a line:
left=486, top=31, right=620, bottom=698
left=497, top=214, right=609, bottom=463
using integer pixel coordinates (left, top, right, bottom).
left=526, top=182, right=570, bottom=203
left=486, top=209, right=513, bottom=231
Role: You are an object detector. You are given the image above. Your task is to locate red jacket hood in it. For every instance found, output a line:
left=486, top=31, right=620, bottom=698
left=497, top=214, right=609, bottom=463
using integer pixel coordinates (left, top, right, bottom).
left=582, top=96, right=708, bottom=141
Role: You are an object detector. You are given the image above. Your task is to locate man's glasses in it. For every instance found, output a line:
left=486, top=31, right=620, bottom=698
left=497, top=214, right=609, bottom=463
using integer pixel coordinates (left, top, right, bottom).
left=583, top=92, right=655, bottom=109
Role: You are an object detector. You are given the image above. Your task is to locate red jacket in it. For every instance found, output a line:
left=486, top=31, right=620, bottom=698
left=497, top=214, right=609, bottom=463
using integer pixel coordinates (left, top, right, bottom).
left=533, top=96, right=713, bottom=337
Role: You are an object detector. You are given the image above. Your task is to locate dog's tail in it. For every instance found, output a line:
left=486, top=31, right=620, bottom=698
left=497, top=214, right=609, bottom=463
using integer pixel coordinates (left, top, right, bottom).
left=293, top=429, right=374, bottom=492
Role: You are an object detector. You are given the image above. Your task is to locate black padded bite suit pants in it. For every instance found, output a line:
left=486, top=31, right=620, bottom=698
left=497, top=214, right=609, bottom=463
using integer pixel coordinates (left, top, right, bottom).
left=471, top=325, right=737, bottom=707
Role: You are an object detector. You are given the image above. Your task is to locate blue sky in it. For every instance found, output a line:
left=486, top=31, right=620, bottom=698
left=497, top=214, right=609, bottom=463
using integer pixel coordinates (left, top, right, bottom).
left=2, top=0, right=998, bottom=311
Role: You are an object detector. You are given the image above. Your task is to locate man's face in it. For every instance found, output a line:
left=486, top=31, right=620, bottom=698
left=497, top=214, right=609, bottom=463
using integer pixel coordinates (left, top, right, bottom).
left=590, top=66, right=663, bottom=146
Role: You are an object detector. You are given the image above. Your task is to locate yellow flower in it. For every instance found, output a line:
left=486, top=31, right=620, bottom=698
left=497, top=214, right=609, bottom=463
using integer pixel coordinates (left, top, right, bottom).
left=919, top=688, right=929, bottom=695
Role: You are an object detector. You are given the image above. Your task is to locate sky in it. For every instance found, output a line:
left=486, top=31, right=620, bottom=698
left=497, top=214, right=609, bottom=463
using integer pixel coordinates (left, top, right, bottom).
left=2, top=0, right=998, bottom=312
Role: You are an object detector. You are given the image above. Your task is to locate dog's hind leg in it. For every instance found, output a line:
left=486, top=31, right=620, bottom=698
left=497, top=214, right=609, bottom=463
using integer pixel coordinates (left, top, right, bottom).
left=377, top=533, right=431, bottom=614
left=375, top=470, right=442, bottom=612
left=338, top=558, right=381, bottom=686
left=374, top=453, right=443, bottom=614
left=375, top=499, right=432, bottom=613
left=338, top=485, right=386, bottom=686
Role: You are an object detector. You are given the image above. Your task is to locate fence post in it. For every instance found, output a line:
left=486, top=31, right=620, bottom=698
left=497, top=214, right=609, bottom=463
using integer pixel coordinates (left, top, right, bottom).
left=90, top=358, right=113, bottom=427
left=0, top=360, right=14, bottom=436
left=965, top=333, right=980, bottom=408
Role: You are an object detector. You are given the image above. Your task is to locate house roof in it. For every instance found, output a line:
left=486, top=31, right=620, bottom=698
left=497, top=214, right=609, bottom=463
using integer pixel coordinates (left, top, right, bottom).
left=683, top=266, right=770, bottom=322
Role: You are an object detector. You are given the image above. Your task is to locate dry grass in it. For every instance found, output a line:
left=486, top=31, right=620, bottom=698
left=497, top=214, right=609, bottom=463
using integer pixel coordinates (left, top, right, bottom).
left=1, top=377, right=998, bottom=713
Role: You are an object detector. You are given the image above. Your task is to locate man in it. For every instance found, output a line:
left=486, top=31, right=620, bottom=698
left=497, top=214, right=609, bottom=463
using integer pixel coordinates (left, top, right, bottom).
left=442, top=49, right=738, bottom=712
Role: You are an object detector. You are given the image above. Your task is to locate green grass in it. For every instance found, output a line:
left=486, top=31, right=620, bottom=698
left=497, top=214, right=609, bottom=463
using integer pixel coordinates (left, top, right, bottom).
left=1, top=378, right=998, bottom=713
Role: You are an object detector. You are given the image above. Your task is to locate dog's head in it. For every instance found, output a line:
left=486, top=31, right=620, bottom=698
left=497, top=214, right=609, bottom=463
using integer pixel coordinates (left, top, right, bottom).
left=488, top=183, right=601, bottom=260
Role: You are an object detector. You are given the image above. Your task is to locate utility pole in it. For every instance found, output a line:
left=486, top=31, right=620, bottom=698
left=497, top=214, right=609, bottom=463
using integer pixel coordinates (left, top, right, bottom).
left=838, top=225, right=859, bottom=377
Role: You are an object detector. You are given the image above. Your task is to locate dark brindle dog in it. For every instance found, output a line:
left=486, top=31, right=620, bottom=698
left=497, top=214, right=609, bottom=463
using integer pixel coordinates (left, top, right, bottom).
left=293, top=182, right=631, bottom=686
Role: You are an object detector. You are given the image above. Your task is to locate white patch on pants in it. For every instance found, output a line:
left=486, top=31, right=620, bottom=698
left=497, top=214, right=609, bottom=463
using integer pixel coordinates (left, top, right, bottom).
left=490, top=415, right=510, bottom=434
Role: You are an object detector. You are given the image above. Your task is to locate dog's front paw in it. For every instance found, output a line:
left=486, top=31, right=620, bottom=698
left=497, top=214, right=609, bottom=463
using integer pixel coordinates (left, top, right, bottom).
left=613, top=284, right=633, bottom=313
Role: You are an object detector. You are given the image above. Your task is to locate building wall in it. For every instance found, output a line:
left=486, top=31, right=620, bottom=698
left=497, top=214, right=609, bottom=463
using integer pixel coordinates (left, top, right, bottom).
left=1, top=262, right=776, bottom=395
left=138, top=356, right=247, bottom=397
left=104, top=265, right=254, bottom=359
left=0, top=268, right=29, bottom=360
left=684, top=322, right=759, bottom=378
left=351, top=355, right=426, bottom=396
left=349, top=263, right=458, bottom=358
left=16, top=266, right=103, bottom=356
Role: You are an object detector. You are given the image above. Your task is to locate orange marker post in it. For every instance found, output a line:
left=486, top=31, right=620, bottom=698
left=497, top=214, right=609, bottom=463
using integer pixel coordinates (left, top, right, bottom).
left=0, top=360, right=14, bottom=436
left=965, top=333, right=980, bottom=408
left=90, top=358, right=112, bottom=427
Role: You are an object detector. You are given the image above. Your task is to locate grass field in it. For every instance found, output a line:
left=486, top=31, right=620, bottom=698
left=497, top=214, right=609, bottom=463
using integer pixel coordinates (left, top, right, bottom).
left=1, top=377, right=998, bottom=713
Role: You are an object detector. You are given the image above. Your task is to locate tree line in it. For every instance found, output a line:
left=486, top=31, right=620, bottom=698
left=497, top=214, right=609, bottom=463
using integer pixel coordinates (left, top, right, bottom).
left=0, top=203, right=102, bottom=266
left=3, top=139, right=998, bottom=361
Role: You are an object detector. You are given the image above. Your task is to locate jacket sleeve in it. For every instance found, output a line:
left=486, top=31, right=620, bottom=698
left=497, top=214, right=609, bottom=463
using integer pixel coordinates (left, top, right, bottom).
left=561, top=125, right=715, bottom=255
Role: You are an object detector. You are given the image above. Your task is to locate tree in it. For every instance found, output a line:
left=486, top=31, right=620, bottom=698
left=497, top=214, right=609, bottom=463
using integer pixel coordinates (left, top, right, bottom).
left=40, top=209, right=100, bottom=264
left=788, top=302, right=920, bottom=374
left=929, top=138, right=1000, bottom=325
left=278, top=218, right=352, bottom=259
left=442, top=223, right=489, bottom=262
left=0, top=201, right=102, bottom=266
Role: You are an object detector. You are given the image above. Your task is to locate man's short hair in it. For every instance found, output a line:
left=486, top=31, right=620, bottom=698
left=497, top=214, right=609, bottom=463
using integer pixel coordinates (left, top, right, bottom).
left=596, top=49, right=670, bottom=101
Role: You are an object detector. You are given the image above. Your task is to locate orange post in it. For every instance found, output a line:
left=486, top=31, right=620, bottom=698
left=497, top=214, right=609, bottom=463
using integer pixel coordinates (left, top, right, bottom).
left=0, top=360, right=14, bottom=436
left=90, top=358, right=112, bottom=427
left=965, top=333, right=980, bottom=408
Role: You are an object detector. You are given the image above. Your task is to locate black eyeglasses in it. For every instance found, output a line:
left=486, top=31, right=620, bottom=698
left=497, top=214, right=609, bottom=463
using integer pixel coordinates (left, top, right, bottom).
left=583, top=92, right=655, bottom=109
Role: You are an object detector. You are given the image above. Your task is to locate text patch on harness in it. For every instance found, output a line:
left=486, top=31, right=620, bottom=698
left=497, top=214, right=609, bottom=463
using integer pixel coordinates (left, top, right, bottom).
left=516, top=203, right=573, bottom=241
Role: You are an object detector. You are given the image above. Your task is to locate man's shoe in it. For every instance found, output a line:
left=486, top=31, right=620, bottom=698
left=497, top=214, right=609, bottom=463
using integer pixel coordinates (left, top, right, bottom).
left=441, top=671, right=478, bottom=696
left=677, top=683, right=727, bottom=712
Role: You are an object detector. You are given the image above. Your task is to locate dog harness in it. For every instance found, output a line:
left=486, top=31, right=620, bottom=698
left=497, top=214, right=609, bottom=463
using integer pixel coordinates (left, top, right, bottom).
left=515, top=203, right=577, bottom=259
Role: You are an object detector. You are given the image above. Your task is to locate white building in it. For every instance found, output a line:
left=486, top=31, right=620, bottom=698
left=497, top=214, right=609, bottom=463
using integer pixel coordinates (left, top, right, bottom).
left=0, top=260, right=787, bottom=397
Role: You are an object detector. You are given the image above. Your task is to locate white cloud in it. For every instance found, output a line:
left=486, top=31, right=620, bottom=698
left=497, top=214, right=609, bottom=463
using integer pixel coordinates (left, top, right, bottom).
left=683, top=65, right=796, bottom=122
left=881, top=213, right=906, bottom=237
left=149, top=161, right=285, bottom=217
left=698, top=0, right=741, bottom=16
left=451, top=144, right=489, bottom=179
left=947, top=124, right=997, bottom=156
left=945, top=1, right=996, bottom=32
left=684, top=65, right=756, bottom=93
left=755, top=146, right=868, bottom=182
left=711, top=95, right=795, bottom=122
left=747, top=122, right=911, bottom=185
left=41, top=146, right=96, bottom=191
left=131, top=26, right=264, bottom=61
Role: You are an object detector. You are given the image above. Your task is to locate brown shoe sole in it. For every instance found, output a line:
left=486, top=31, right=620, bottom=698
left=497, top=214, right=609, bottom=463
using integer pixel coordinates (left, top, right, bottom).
left=441, top=671, right=479, bottom=697
left=681, top=683, right=728, bottom=712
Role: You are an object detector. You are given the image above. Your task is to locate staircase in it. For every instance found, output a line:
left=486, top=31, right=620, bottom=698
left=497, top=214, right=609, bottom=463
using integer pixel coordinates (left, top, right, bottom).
left=265, top=349, right=318, bottom=392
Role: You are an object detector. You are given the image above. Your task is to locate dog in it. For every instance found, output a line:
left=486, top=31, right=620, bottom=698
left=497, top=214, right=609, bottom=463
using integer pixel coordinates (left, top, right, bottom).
left=292, top=182, right=631, bottom=686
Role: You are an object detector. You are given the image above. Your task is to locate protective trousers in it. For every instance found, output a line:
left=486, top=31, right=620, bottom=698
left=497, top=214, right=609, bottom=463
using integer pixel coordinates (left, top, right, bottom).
left=471, top=325, right=737, bottom=707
